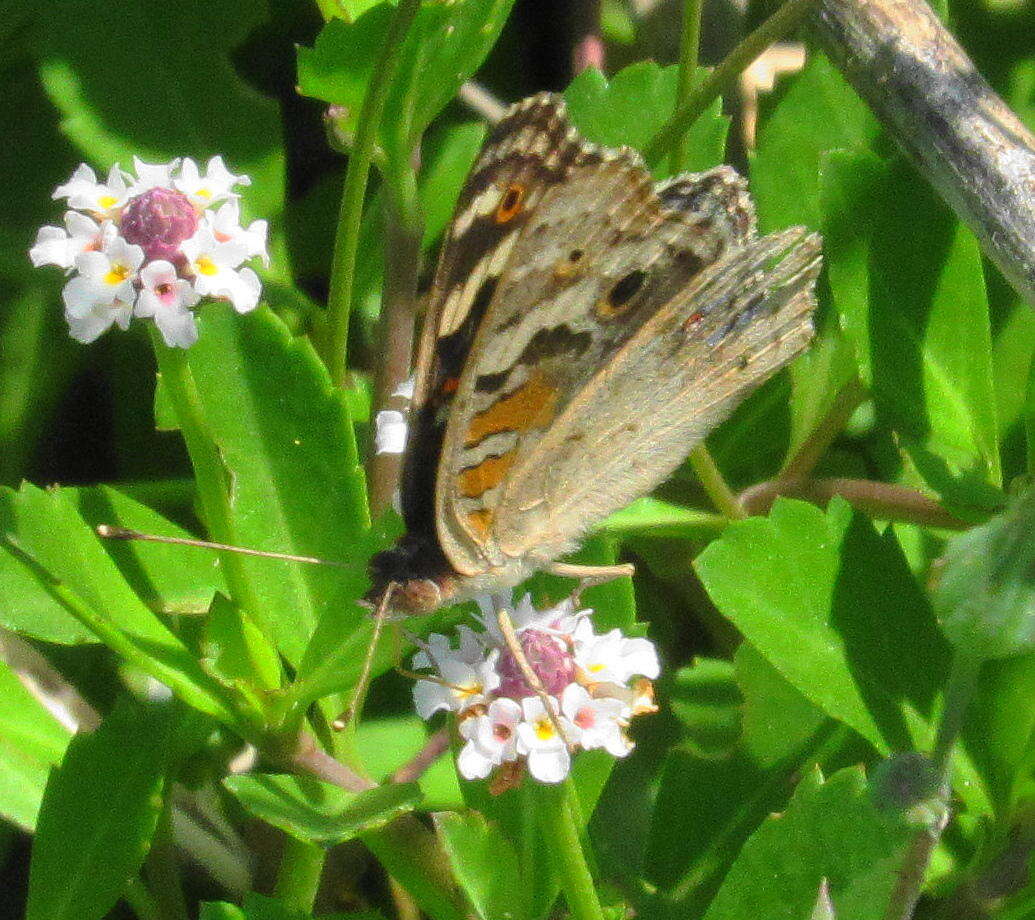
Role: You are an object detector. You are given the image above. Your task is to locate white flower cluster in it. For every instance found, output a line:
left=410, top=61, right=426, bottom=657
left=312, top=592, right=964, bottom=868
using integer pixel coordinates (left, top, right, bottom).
left=30, top=157, right=268, bottom=348
left=413, top=593, right=659, bottom=786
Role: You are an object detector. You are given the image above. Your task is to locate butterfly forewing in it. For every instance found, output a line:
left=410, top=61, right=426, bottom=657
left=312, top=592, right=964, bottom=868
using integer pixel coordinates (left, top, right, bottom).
left=399, top=94, right=600, bottom=542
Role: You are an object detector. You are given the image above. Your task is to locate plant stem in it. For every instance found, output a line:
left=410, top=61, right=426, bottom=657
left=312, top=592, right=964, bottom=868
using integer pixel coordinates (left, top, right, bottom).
left=780, top=376, right=867, bottom=483
left=535, top=780, right=606, bottom=920
left=323, top=0, right=423, bottom=387
left=738, top=477, right=969, bottom=529
left=883, top=648, right=985, bottom=920
left=671, top=0, right=704, bottom=172
left=150, top=329, right=278, bottom=690
left=367, top=162, right=423, bottom=517
left=644, top=0, right=819, bottom=162
left=274, top=836, right=326, bottom=914
left=689, top=447, right=747, bottom=519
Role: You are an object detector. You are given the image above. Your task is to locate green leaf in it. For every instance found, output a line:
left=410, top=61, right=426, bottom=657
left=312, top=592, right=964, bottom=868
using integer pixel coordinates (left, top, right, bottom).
left=667, top=658, right=741, bottom=759
left=750, top=53, right=877, bottom=456
left=33, top=0, right=284, bottom=219
left=202, top=893, right=384, bottom=920
left=0, top=483, right=240, bottom=725
left=203, top=593, right=280, bottom=694
left=0, top=278, right=77, bottom=486
left=184, top=303, right=370, bottom=665
left=71, top=485, right=227, bottom=615
left=702, top=767, right=916, bottom=920
left=356, top=715, right=462, bottom=808
left=26, top=701, right=174, bottom=920
left=935, top=487, right=1035, bottom=659
left=598, top=496, right=725, bottom=539
left=752, top=52, right=879, bottom=233
left=224, top=773, right=421, bottom=846
left=297, top=0, right=515, bottom=165
left=0, top=658, right=70, bottom=831
left=436, top=811, right=528, bottom=920
left=695, top=498, right=950, bottom=752
left=735, top=642, right=827, bottom=768
left=564, top=62, right=729, bottom=173
left=821, top=152, right=1001, bottom=511
left=964, top=652, right=1035, bottom=814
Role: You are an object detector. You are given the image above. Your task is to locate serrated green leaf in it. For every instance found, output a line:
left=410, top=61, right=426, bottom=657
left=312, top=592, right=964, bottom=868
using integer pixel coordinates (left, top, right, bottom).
left=297, top=0, right=514, bottom=165
left=26, top=701, right=174, bottom=920
left=702, top=767, right=916, bottom=920
left=0, top=483, right=239, bottom=724
left=436, top=811, right=528, bottom=920
left=0, top=658, right=70, bottom=831
left=184, top=303, right=370, bottom=665
left=821, top=152, right=1001, bottom=512
left=935, top=488, right=1035, bottom=658
left=695, top=498, right=950, bottom=752
left=224, top=773, right=421, bottom=846
left=564, top=62, right=729, bottom=174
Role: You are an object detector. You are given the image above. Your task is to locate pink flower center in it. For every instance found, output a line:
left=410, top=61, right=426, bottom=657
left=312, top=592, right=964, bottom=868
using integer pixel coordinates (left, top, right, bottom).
left=120, top=187, right=199, bottom=262
left=574, top=706, right=596, bottom=730
left=497, top=629, right=575, bottom=700
left=493, top=723, right=513, bottom=743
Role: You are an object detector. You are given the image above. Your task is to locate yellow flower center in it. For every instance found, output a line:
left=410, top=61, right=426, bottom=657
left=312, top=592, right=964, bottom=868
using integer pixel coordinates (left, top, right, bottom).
left=103, top=263, right=132, bottom=286
left=196, top=187, right=212, bottom=200
left=534, top=717, right=555, bottom=742
left=98, top=194, right=118, bottom=210
left=455, top=681, right=482, bottom=702
left=195, top=256, right=219, bottom=276
left=588, top=662, right=605, bottom=674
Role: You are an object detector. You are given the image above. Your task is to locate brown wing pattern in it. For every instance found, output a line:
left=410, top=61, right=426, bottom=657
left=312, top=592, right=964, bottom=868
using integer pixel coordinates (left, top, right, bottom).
left=431, top=100, right=819, bottom=579
left=398, top=93, right=607, bottom=539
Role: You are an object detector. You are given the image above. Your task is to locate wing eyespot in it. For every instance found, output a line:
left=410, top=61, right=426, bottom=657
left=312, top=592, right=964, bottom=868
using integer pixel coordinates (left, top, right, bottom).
left=495, top=183, right=526, bottom=223
left=596, top=268, right=646, bottom=319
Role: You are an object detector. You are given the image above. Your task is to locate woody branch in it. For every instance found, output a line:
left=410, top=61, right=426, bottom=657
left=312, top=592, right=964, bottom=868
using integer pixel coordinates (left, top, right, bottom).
left=811, top=0, right=1035, bottom=305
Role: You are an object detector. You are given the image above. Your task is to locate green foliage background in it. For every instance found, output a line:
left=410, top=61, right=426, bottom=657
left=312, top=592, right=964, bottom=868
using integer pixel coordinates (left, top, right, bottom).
left=0, top=0, right=1033, bottom=919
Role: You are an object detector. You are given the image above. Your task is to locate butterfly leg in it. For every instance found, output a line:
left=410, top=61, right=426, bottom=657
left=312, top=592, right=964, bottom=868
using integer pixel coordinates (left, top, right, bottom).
left=494, top=602, right=575, bottom=751
left=546, top=561, right=636, bottom=605
left=333, top=584, right=395, bottom=731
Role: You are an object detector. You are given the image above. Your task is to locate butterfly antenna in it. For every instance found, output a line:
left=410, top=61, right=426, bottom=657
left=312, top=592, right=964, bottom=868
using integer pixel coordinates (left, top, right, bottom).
left=95, top=524, right=354, bottom=568
left=332, top=583, right=395, bottom=731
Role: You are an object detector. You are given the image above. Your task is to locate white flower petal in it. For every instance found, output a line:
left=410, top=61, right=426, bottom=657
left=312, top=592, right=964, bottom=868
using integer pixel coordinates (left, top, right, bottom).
left=65, top=305, right=115, bottom=343
left=457, top=737, right=495, bottom=780
left=413, top=679, right=455, bottom=720
left=525, top=745, right=571, bottom=783
left=30, top=225, right=72, bottom=269
left=375, top=409, right=408, bottom=455
left=129, top=157, right=178, bottom=194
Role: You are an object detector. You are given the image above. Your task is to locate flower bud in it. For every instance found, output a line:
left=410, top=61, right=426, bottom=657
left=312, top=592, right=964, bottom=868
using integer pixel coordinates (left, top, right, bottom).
left=120, top=187, right=199, bottom=262
left=497, top=629, right=575, bottom=699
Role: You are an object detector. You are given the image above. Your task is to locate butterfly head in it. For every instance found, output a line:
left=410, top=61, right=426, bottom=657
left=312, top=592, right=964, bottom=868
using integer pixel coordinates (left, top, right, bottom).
left=367, top=533, right=458, bottom=615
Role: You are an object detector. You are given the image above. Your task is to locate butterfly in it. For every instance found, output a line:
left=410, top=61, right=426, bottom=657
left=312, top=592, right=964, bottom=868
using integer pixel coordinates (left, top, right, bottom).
left=369, top=92, right=821, bottom=615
